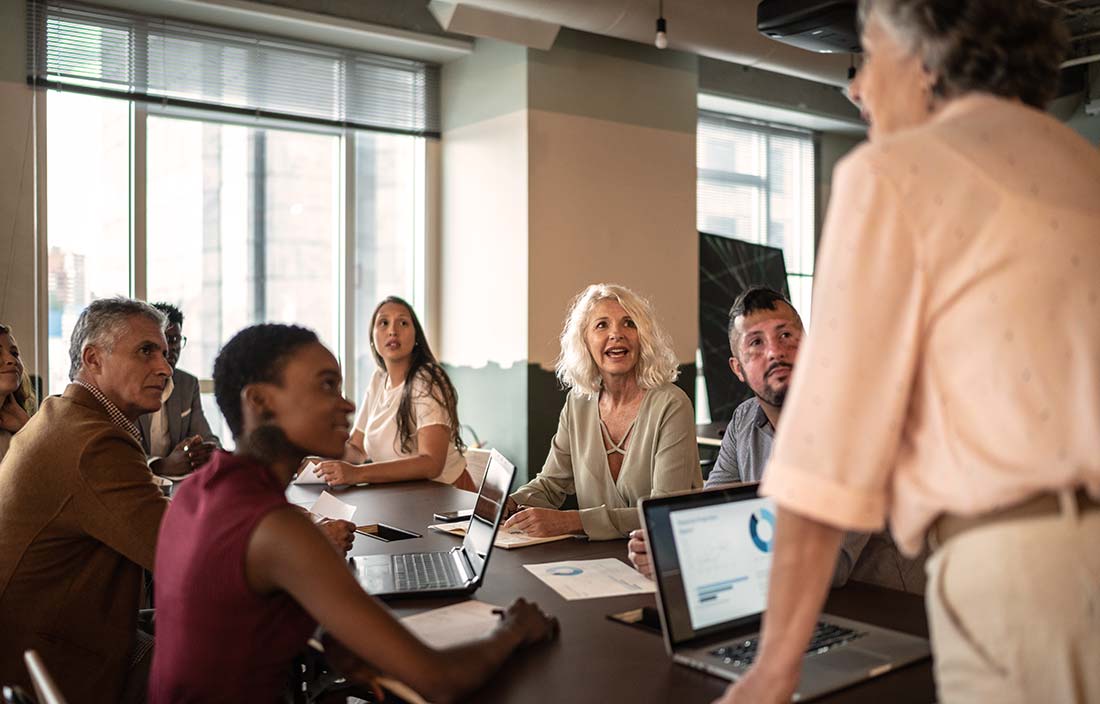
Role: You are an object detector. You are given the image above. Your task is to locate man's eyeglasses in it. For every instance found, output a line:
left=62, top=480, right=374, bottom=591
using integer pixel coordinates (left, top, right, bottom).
left=166, top=335, right=188, bottom=349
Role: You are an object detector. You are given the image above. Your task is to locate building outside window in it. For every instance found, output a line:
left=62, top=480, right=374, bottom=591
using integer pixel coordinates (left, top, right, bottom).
left=697, top=110, right=816, bottom=321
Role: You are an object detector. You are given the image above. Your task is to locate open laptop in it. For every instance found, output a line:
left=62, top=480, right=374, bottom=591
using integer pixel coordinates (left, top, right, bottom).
left=640, top=483, right=930, bottom=701
left=351, top=449, right=515, bottom=599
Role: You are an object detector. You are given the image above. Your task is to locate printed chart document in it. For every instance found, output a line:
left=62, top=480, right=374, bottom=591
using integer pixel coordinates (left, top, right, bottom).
left=374, top=601, right=502, bottom=704
left=428, top=523, right=574, bottom=549
left=402, top=600, right=502, bottom=648
left=524, top=558, right=655, bottom=600
left=308, top=490, right=356, bottom=522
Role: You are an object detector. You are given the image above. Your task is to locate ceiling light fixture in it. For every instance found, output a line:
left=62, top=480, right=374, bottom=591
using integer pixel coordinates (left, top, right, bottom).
left=655, top=0, right=668, bottom=49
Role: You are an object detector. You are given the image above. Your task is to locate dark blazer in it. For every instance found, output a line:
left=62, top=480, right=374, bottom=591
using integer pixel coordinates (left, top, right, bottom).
left=0, top=384, right=168, bottom=703
left=138, top=367, right=218, bottom=456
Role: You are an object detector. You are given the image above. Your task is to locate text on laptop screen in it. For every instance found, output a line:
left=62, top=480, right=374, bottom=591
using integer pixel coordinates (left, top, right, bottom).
left=462, top=453, right=511, bottom=571
left=669, top=497, right=776, bottom=631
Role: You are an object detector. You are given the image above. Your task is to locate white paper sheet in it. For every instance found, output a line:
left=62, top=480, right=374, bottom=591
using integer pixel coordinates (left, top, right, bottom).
left=524, top=558, right=656, bottom=600
left=308, top=490, right=356, bottom=522
left=366, top=601, right=504, bottom=704
left=293, top=460, right=327, bottom=484
left=400, top=600, right=502, bottom=649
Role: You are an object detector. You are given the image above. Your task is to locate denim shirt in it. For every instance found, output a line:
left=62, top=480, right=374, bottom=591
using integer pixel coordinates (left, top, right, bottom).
left=705, top=397, right=772, bottom=487
left=703, top=396, right=924, bottom=592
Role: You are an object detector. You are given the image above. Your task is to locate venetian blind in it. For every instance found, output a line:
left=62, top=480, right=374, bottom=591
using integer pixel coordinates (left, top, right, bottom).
left=26, top=0, right=441, bottom=137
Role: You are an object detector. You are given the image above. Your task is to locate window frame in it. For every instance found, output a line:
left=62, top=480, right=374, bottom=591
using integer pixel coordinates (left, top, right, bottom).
left=696, top=108, right=817, bottom=321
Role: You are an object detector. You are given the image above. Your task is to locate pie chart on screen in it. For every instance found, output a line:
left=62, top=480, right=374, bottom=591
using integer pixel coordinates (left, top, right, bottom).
left=749, top=507, right=776, bottom=553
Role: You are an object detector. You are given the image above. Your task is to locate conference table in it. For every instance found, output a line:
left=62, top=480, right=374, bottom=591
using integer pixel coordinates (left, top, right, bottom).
left=288, top=480, right=936, bottom=704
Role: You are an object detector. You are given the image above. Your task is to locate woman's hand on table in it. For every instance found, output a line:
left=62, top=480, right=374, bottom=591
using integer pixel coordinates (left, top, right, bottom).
left=627, top=529, right=653, bottom=579
left=317, top=518, right=356, bottom=555
left=315, top=459, right=361, bottom=486
left=498, top=598, right=560, bottom=646
left=502, top=507, right=582, bottom=537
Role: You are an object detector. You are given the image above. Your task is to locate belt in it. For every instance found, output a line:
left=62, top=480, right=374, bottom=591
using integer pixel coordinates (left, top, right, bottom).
left=930, top=487, right=1099, bottom=550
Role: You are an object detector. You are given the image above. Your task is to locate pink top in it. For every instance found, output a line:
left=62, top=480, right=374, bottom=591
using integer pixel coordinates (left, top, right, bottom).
left=761, top=94, right=1100, bottom=555
left=150, top=451, right=316, bottom=703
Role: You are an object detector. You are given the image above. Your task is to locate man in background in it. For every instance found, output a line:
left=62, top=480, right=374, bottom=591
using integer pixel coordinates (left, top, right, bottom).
left=139, top=302, right=218, bottom=476
left=630, top=287, right=925, bottom=593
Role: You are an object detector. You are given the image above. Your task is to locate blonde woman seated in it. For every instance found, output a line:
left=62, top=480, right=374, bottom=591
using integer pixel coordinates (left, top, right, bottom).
left=0, top=323, right=37, bottom=463
left=314, top=297, right=476, bottom=491
left=503, top=284, right=702, bottom=541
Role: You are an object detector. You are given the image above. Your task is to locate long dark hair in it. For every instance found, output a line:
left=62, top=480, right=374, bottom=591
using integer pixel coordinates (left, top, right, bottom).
left=0, top=323, right=38, bottom=417
left=369, top=297, right=464, bottom=454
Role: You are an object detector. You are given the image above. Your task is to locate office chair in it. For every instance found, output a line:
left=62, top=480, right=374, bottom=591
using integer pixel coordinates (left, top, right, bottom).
left=22, top=652, right=67, bottom=704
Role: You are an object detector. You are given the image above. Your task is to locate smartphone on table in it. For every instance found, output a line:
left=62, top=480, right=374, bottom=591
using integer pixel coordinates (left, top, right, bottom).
left=432, top=508, right=473, bottom=523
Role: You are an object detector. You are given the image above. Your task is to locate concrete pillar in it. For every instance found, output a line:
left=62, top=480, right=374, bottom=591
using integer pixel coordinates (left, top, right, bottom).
left=440, top=30, right=698, bottom=480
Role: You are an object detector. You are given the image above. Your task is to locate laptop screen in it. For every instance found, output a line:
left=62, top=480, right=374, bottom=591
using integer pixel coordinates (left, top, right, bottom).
left=461, top=450, right=514, bottom=577
left=643, top=484, right=776, bottom=645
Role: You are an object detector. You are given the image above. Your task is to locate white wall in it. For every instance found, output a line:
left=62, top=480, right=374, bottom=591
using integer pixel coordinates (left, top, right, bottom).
left=0, top=0, right=41, bottom=375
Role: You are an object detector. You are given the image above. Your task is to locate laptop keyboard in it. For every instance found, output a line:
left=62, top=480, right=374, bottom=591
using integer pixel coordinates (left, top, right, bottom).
left=393, top=551, right=461, bottom=591
left=710, top=622, right=864, bottom=667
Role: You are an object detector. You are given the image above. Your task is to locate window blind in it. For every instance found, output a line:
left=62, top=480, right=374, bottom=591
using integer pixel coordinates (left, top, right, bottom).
left=26, top=0, right=441, bottom=137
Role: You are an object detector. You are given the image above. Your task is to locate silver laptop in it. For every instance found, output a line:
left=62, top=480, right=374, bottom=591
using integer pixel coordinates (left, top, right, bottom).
left=352, top=449, right=515, bottom=599
left=640, top=483, right=930, bottom=701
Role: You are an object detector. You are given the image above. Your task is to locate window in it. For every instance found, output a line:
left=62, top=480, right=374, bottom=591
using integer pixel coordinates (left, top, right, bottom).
left=697, top=111, right=816, bottom=322
left=353, top=132, right=425, bottom=404
left=34, top=2, right=435, bottom=440
left=145, top=115, right=343, bottom=378
left=45, top=94, right=426, bottom=441
left=45, top=91, right=131, bottom=395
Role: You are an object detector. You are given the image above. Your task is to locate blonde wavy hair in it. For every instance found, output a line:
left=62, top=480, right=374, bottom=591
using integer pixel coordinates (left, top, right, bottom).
left=555, top=284, right=679, bottom=398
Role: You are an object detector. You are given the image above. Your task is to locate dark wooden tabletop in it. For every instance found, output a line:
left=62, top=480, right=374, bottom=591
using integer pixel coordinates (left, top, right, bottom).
left=288, top=481, right=935, bottom=704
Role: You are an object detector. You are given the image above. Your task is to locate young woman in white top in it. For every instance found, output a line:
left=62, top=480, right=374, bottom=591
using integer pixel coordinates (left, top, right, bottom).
left=314, top=297, right=474, bottom=490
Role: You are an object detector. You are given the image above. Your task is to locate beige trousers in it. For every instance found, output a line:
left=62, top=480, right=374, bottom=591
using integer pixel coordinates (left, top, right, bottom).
left=924, top=503, right=1100, bottom=704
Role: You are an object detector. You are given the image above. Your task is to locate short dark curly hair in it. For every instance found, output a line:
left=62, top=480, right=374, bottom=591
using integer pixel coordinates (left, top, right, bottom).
left=860, top=0, right=1069, bottom=109
left=151, top=302, right=184, bottom=328
left=727, top=286, right=803, bottom=357
left=213, top=323, right=319, bottom=439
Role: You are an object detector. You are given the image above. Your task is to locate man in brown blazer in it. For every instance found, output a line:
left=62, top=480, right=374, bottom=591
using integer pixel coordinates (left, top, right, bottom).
left=0, top=298, right=172, bottom=703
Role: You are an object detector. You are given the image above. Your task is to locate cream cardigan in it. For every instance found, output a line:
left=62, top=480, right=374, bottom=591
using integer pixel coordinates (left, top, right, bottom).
left=511, top=383, right=702, bottom=540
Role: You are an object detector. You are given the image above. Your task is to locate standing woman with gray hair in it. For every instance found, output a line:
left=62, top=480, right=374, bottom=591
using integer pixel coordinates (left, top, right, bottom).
left=716, top=2, right=1100, bottom=703
left=502, top=284, right=701, bottom=541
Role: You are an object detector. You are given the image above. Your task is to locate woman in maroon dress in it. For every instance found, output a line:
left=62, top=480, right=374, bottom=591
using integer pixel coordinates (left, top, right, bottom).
left=150, top=323, right=557, bottom=703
